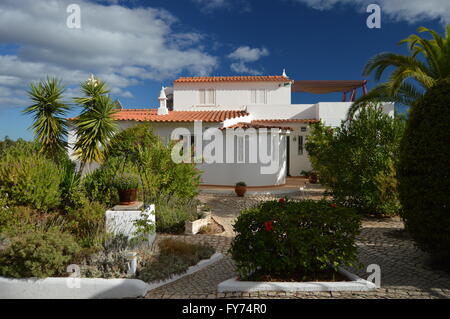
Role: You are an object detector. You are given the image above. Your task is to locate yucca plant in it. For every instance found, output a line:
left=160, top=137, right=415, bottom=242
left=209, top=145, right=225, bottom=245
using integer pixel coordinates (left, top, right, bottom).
left=23, top=77, right=70, bottom=158
left=73, top=75, right=118, bottom=173
left=349, top=25, right=450, bottom=116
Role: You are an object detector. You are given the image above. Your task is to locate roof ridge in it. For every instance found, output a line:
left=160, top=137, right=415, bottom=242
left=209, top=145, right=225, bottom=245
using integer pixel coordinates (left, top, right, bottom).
left=174, top=75, right=290, bottom=83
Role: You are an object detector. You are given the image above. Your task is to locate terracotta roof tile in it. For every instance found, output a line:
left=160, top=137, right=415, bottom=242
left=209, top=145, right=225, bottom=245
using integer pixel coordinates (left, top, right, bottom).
left=223, top=122, right=293, bottom=131
left=174, top=76, right=290, bottom=83
left=251, top=119, right=319, bottom=124
left=111, top=109, right=249, bottom=122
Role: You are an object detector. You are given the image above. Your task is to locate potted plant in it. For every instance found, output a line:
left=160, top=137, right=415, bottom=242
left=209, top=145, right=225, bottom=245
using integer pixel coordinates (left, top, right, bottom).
left=308, top=171, right=319, bottom=184
left=113, top=173, right=140, bottom=205
left=235, top=181, right=247, bottom=197
left=300, top=170, right=312, bottom=178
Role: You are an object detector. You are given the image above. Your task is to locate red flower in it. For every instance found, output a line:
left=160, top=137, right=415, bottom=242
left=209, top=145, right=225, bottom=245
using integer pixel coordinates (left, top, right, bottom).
left=330, top=203, right=337, bottom=208
left=278, top=198, right=286, bottom=203
left=264, top=221, right=273, bottom=232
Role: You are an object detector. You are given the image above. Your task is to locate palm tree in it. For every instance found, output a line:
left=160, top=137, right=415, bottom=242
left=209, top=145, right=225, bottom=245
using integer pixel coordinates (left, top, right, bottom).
left=348, top=25, right=450, bottom=116
left=24, top=77, right=70, bottom=158
left=73, top=75, right=118, bottom=173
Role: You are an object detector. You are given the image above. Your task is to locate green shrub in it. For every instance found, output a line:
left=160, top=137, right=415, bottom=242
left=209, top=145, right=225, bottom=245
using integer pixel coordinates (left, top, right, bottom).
left=305, top=107, right=405, bottom=216
left=0, top=227, right=80, bottom=278
left=0, top=137, right=31, bottom=156
left=112, top=173, right=140, bottom=191
left=155, top=197, right=200, bottom=234
left=58, top=155, right=86, bottom=210
left=107, top=124, right=200, bottom=203
left=398, top=80, right=450, bottom=264
left=0, top=206, right=46, bottom=233
left=230, top=199, right=361, bottom=280
left=0, top=142, right=63, bottom=211
left=82, top=157, right=124, bottom=207
left=107, top=123, right=159, bottom=160
left=77, top=235, right=130, bottom=278
left=65, top=201, right=106, bottom=248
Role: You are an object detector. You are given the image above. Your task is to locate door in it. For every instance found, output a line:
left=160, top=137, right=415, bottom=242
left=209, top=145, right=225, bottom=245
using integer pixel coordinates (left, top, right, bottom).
left=286, top=136, right=290, bottom=176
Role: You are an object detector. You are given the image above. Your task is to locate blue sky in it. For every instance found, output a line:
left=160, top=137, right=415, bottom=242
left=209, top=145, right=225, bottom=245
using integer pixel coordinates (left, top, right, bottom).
left=0, top=0, right=448, bottom=140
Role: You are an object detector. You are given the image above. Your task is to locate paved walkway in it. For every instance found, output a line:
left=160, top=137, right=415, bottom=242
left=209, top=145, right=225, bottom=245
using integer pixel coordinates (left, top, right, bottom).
left=199, top=177, right=308, bottom=196
left=145, top=194, right=450, bottom=299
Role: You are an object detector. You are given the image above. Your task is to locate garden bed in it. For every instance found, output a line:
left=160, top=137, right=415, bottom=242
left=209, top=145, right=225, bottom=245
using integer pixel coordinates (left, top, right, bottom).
left=196, top=218, right=224, bottom=235
left=184, top=205, right=224, bottom=235
left=0, top=251, right=223, bottom=299
left=217, top=268, right=376, bottom=293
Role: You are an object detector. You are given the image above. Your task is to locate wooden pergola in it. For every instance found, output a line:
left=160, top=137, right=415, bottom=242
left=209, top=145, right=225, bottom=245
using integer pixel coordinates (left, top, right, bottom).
left=291, top=80, right=368, bottom=102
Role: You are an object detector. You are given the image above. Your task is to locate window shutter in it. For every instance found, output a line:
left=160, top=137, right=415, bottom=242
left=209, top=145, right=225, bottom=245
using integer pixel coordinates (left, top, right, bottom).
left=237, top=136, right=245, bottom=162
left=199, top=89, right=206, bottom=105
left=207, top=89, right=215, bottom=105
left=259, top=89, right=266, bottom=104
left=250, top=89, right=257, bottom=104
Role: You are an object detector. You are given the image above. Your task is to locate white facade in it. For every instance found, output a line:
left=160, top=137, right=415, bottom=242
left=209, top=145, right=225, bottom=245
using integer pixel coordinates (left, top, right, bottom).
left=173, top=81, right=291, bottom=110
left=67, top=74, right=395, bottom=187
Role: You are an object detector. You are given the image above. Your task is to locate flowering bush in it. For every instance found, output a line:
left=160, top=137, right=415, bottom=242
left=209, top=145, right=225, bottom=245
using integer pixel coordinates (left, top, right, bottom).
left=230, top=199, right=361, bottom=280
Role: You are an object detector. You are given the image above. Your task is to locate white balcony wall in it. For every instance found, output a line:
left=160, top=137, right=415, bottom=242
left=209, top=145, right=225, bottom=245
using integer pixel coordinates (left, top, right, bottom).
left=247, top=104, right=316, bottom=120
left=173, top=82, right=291, bottom=109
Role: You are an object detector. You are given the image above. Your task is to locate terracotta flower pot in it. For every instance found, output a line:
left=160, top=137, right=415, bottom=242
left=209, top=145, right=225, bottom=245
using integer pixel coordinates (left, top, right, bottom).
left=235, top=185, right=247, bottom=197
left=118, top=189, right=137, bottom=205
left=308, top=172, right=318, bottom=184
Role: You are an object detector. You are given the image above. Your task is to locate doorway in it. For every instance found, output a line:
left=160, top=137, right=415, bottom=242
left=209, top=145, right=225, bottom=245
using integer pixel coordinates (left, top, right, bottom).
left=286, top=136, right=290, bottom=176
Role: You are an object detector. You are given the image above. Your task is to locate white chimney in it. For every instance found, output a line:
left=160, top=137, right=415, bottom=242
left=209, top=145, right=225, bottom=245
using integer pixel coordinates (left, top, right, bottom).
left=282, top=69, right=288, bottom=78
left=158, top=86, right=168, bottom=115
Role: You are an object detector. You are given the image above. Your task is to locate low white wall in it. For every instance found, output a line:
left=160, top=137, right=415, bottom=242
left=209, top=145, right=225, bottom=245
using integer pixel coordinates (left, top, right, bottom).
left=105, top=205, right=156, bottom=244
left=0, top=277, right=149, bottom=299
left=0, top=253, right=224, bottom=299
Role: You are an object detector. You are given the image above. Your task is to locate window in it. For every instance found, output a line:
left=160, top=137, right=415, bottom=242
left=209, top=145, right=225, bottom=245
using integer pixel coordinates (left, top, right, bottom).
left=199, top=89, right=215, bottom=105
left=300, top=126, right=307, bottom=132
left=298, top=135, right=304, bottom=155
left=250, top=89, right=267, bottom=104
left=237, top=136, right=245, bottom=163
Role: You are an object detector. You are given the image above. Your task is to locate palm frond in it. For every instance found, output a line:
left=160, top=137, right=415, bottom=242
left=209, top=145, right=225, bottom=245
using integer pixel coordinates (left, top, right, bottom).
left=23, top=77, right=70, bottom=157
left=73, top=77, right=118, bottom=167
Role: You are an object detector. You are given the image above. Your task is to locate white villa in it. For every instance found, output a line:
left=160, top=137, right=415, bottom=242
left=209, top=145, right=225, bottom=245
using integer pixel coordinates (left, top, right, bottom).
left=68, top=72, right=394, bottom=187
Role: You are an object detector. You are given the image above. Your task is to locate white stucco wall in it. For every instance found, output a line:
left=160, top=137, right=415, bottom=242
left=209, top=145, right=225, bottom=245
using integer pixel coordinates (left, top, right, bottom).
left=173, top=81, right=291, bottom=109
left=247, top=104, right=316, bottom=120
left=197, top=131, right=288, bottom=187
left=316, top=102, right=395, bottom=127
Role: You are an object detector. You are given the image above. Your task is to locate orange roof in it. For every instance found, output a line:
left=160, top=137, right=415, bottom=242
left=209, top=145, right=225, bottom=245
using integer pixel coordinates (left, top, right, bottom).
left=251, top=119, right=319, bottom=124
left=111, top=109, right=249, bottom=122
left=223, top=122, right=293, bottom=131
left=174, top=76, right=290, bottom=83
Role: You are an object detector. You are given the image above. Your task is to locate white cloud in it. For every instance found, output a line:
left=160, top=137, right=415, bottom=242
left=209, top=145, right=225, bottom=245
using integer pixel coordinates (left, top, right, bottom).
left=229, top=62, right=263, bottom=75
left=294, top=0, right=450, bottom=24
left=193, top=0, right=228, bottom=10
left=192, top=0, right=251, bottom=13
left=228, top=46, right=269, bottom=75
left=228, top=46, right=269, bottom=62
left=0, top=0, right=218, bottom=109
